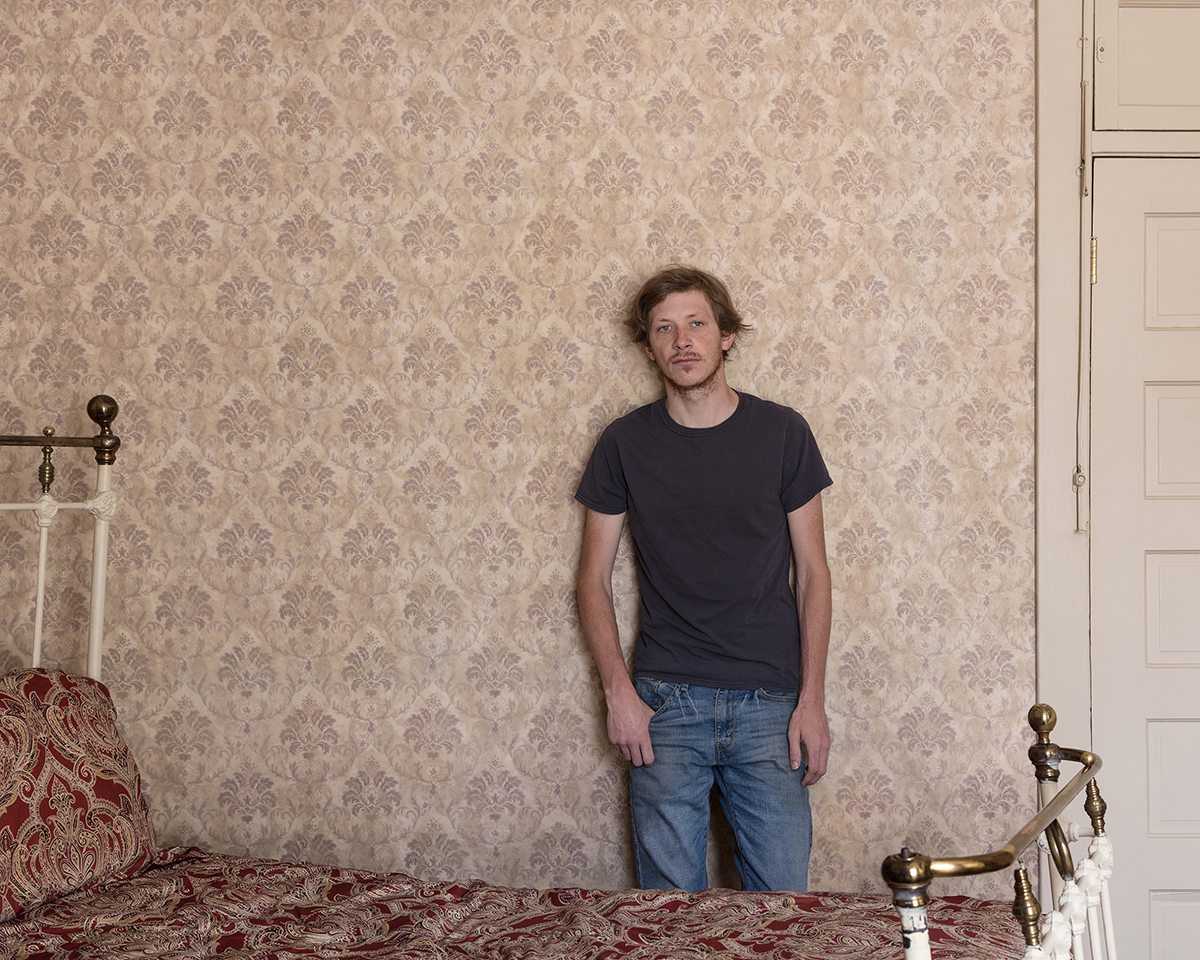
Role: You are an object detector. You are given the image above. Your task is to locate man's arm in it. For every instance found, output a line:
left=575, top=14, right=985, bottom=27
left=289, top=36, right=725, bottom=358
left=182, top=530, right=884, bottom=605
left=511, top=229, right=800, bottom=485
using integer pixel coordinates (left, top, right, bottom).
left=576, top=507, right=655, bottom=766
left=786, top=493, right=832, bottom=786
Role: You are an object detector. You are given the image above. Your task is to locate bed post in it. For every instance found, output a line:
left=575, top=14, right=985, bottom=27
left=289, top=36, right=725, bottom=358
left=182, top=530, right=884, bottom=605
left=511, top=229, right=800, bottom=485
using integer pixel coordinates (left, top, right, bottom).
left=1085, top=780, right=1119, bottom=960
left=84, top=396, right=119, bottom=681
left=881, top=848, right=933, bottom=960
left=1028, top=704, right=1068, bottom=907
left=30, top=433, right=58, bottom=669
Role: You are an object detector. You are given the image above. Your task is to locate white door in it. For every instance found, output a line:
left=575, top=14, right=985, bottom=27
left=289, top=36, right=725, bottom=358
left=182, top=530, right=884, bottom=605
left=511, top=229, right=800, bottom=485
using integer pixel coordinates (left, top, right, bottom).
left=1091, top=157, right=1200, bottom=959
left=1094, top=0, right=1200, bottom=130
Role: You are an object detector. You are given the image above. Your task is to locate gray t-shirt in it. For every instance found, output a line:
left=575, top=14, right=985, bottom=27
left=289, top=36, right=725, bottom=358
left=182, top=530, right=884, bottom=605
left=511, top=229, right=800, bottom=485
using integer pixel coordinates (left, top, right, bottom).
left=575, top=392, right=832, bottom=691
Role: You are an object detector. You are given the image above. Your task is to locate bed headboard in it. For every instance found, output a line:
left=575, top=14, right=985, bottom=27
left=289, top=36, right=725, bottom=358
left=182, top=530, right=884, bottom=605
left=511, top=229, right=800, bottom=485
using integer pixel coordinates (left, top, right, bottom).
left=0, top=396, right=120, bottom=680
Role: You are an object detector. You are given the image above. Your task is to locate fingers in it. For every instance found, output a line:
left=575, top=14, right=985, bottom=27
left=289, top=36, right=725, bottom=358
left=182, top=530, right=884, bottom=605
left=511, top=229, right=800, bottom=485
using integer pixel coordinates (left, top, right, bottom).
left=789, top=703, right=831, bottom=786
left=788, top=728, right=805, bottom=771
left=799, top=725, right=831, bottom=785
left=629, top=737, right=655, bottom=767
left=616, top=734, right=654, bottom=766
left=800, top=738, right=829, bottom=786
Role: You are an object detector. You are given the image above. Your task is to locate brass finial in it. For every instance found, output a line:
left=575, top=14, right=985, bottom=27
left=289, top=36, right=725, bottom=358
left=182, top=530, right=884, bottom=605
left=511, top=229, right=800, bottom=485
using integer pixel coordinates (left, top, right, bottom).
left=87, top=395, right=120, bottom=465
left=1085, top=779, right=1107, bottom=836
left=881, top=847, right=932, bottom=908
left=1028, top=703, right=1057, bottom=738
left=87, top=395, right=118, bottom=431
left=38, top=443, right=55, bottom=494
left=1012, top=867, right=1042, bottom=947
left=1028, top=703, right=1062, bottom=782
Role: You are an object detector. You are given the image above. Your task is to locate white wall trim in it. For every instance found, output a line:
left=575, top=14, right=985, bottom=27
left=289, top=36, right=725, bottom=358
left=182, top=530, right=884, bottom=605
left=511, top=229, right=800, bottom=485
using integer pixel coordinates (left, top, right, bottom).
left=1036, top=0, right=1094, bottom=751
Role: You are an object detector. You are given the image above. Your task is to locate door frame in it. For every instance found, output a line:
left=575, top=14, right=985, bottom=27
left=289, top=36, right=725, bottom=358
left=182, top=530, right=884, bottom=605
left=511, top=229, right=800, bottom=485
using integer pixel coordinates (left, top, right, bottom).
left=1037, top=0, right=1094, bottom=752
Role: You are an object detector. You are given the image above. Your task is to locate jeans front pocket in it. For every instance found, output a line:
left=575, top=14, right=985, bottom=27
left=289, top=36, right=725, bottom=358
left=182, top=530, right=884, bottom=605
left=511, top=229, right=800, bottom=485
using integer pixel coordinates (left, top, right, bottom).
left=635, top=677, right=685, bottom=719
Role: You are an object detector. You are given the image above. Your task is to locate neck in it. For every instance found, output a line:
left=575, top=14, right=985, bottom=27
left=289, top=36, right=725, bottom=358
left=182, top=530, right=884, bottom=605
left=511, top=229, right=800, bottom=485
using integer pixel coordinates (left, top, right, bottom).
left=663, top=371, right=739, bottom=428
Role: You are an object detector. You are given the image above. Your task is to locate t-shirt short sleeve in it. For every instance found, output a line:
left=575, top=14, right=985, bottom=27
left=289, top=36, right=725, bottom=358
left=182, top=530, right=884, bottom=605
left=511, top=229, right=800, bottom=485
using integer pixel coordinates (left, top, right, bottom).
left=575, top=420, right=631, bottom=515
left=779, top=410, right=832, bottom=513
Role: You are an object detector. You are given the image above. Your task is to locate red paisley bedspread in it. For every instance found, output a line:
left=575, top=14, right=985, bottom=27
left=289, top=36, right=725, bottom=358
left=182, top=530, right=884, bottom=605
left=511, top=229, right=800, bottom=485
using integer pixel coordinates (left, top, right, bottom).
left=1, top=846, right=1023, bottom=959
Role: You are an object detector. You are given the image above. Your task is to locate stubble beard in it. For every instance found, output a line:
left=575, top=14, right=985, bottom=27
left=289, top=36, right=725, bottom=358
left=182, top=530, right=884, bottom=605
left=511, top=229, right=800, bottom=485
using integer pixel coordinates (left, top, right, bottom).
left=665, top=353, right=724, bottom=400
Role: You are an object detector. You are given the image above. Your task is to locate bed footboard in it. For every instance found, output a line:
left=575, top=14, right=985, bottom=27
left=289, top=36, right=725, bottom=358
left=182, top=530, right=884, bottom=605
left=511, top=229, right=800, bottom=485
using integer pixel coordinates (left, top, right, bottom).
left=883, top=704, right=1116, bottom=960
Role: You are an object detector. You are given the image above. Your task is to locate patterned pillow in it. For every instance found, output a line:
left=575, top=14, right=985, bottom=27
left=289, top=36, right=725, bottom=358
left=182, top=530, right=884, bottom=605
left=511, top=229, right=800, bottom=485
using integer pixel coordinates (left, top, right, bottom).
left=0, top=668, right=156, bottom=921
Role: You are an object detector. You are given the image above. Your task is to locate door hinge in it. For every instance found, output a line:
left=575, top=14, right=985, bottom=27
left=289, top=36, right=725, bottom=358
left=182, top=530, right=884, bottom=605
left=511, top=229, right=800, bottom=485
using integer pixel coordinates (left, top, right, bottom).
left=1090, top=237, right=1097, bottom=284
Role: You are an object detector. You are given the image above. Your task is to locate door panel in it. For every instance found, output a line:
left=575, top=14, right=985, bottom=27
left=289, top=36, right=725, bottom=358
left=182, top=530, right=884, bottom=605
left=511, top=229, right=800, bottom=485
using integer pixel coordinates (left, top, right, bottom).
left=1095, top=1, right=1200, bottom=130
left=1091, top=157, right=1200, bottom=958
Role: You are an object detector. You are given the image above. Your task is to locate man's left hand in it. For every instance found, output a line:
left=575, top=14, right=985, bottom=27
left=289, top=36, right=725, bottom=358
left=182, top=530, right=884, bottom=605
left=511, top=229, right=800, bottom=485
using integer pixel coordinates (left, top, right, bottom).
left=788, top=698, right=831, bottom=787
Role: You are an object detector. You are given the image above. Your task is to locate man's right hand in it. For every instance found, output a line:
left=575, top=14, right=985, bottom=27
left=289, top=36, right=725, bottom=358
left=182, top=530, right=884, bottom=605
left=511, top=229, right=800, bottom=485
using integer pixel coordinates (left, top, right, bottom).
left=606, top=682, right=655, bottom=766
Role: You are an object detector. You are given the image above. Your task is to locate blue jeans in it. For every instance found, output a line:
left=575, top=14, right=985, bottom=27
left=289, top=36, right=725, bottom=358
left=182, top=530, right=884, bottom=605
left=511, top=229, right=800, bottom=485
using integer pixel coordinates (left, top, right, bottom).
left=629, top=678, right=812, bottom=893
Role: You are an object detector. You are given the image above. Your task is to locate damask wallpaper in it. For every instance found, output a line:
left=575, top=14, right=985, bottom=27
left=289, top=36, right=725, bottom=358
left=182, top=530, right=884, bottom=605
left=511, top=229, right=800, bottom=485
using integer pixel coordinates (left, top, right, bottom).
left=0, top=0, right=1035, bottom=898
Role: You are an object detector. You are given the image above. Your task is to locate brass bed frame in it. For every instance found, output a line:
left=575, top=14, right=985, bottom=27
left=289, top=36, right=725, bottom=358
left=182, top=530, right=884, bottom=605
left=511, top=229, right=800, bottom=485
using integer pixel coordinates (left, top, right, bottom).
left=883, top=707, right=1117, bottom=959
left=0, top=395, right=120, bottom=680
left=4, top=396, right=1116, bottom=959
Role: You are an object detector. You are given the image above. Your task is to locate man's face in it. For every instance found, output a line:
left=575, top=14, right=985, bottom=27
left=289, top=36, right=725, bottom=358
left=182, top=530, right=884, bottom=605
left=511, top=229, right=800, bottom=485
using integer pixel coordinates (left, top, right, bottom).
left=644, top=289, right=735, bottom=393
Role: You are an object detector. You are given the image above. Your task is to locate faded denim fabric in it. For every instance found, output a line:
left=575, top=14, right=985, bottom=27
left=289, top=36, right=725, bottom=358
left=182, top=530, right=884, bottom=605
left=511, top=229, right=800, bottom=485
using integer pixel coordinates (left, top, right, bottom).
left=629, top=678, right=813, bottom=893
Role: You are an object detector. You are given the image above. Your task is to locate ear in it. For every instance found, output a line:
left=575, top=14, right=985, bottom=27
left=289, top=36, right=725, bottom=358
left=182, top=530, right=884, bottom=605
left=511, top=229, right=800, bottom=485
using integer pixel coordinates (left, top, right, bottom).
left=722, top=331, right=736, bottom=351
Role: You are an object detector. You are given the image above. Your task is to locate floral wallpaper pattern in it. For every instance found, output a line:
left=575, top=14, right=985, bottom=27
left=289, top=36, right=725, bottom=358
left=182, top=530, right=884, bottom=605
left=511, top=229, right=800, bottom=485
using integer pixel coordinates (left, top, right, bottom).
left=0, top=0, right=1035, bottom=898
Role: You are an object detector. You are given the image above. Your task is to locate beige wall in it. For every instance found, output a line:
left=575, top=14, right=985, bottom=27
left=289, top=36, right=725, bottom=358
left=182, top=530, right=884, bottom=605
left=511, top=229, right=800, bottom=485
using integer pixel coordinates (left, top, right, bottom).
left=0, top=0, right=1035, bottom=897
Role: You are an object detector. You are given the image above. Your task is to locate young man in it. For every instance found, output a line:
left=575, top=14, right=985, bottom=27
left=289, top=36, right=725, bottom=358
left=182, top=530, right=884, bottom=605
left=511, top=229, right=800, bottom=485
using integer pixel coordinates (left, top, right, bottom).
left=575, top=265, right=832, bottom=893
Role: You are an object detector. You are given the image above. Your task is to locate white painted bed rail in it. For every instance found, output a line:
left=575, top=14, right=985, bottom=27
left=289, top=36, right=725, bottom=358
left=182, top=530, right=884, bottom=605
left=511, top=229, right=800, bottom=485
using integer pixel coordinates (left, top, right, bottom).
left=0, top=396, right=120, bottom=680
